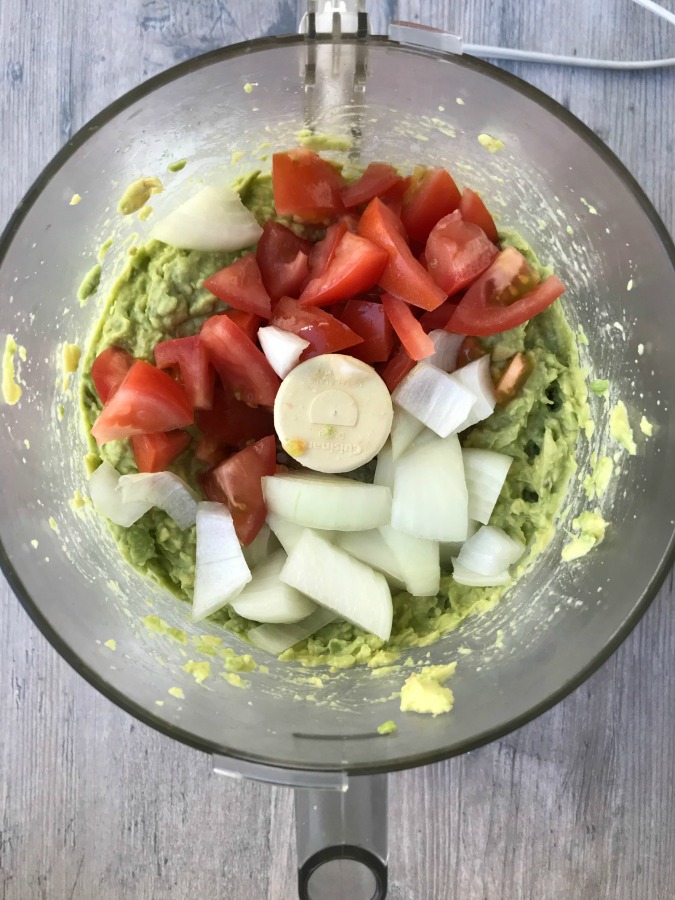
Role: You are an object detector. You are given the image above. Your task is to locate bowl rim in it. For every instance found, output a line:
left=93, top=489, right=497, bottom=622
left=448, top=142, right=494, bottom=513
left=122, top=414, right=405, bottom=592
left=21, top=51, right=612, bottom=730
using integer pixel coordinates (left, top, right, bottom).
left=1, top=34, right=674, bottom=775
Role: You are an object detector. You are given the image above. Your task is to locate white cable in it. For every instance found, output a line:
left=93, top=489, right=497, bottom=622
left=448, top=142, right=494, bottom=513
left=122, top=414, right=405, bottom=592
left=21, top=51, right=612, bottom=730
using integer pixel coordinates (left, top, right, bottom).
left=465, top=0, right=675, bottom=70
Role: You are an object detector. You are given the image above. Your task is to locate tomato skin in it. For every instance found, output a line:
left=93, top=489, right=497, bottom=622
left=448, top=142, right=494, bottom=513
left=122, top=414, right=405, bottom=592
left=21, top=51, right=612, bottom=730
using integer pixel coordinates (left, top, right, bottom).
left=381, top=293, right=435, bottom=361
left=153, top=335, right=215, bottom=410
left=200, top=314, right=280, bottom=407
left=201, top=435, right=277, bottom=545
left=299, top=232, right=388, bottom=308
left=447, top=248, right=566, bottom=336
left=341, top=163, right=404, bottom=208
left=91, top=346, right=133, bottom=405
left=425, top=210, right=499, bottom=296
left=196, top=383, right=274, bottom=449
left=91, top=360, right=194, bottom=445
left=459, top=188, right=499, bottom=244
left=378, top=345, right=416, bottom=392
left=306, top=221, right=348, bottom=284
left=379, top=175, right=411, bottom=218
left=270, top=296, right=364, bottom=359
left=272, top=148, right=345, bottom=222
left=340, top=299, right=394, bottom=364
left=131, top=430, right=191, bottom=473
left=357, top=198, right=446, bottom=312
left=401, top=167, right=462, bottom=243
left=203, top=253, right=272, bottom=319
left=223, top=309, right=261, bottom=343
left=418, top=299, right=460, bottom=333
left=256, top=221, right=312, bottom=301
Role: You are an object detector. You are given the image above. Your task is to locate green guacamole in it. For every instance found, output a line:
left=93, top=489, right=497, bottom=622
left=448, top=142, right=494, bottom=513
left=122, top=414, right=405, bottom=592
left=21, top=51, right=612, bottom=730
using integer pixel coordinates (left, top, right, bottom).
left=81, top=173, right=589, bottom=668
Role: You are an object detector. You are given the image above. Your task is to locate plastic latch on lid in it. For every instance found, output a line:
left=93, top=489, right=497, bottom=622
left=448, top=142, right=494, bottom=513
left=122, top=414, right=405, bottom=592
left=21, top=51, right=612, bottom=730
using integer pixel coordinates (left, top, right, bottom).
left=388, top=21, right=464, bottom=55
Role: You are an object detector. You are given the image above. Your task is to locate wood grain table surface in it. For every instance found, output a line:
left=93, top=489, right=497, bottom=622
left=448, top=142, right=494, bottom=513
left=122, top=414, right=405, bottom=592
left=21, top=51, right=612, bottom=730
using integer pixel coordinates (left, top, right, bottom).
left=1, top=1, right=673, bottom=898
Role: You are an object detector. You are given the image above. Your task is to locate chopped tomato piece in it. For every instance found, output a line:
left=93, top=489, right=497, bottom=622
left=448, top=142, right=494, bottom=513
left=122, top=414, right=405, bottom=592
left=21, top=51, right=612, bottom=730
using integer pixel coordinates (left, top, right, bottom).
left=379, top=175, right=411, bottom=218
left=256, top=221, right=312, bottom=301
left=381, top=294, right=435, bottom=361
left=272, top=148, right=345, bottom=222
left=401, top=167, right=462, bottom=243
left=455, top=336, right=486, bottom=369
left=91, top=346, right=133, bottom=405
left=447, top=248, right=565, bottom=336
left=379, top=345, right=416, bottom=392
left=196, top=384, right=274, bottom=450
left=203, top=253, right=272, bottom=319
left=201, top=436, right=277, bottom=545
left=299, top=232, right=388, bottom=308
left=306, top=221, right=348, bottom=283
left=270, top=297, right=364, bottom=359
left=194, top=432, right=228, bottom=467
left=131, top=430, right=191, bottom=473
left=459, top=188, right=499, bottom=244
left=200, top=314, right=280, bottom=407
left=341, top=163, right=404, bottom=208
left=336, top=211, right=361, bottom=233
left=153, top=335, right=215, bottom=410
left=357, top=198, right=446, bottom=311
left=418, top=299, right=461, bottom=333
left=340, top=299, right=394, bottom=364
left=425, top=210, right=499, bottom=296
left=223, top=309, right=261, bottom=344
left=90, top=360, right=193, bottom=445
left=494, top=352, right=530, bottom=402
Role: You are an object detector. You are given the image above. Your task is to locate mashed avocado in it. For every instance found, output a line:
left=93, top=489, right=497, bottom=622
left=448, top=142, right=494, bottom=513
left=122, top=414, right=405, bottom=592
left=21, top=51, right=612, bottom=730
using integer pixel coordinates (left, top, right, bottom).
left=80, top=172, right=590, bottom=667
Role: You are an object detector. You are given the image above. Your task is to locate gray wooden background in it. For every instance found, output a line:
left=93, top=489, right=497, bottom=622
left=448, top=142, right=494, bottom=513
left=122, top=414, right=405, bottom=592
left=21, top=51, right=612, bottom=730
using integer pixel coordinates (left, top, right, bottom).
left=1, top=1, right=674, bottom=898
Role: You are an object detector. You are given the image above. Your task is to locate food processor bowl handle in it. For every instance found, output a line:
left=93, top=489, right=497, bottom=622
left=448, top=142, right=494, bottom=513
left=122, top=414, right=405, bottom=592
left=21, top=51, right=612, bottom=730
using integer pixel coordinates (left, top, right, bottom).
left=295, top=773, right=389, bottom=900
left=213, top=755, right=388, bottom=898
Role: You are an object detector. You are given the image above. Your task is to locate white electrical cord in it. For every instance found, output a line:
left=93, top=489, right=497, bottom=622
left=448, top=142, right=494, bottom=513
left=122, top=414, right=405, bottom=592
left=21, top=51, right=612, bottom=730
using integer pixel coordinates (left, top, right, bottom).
left=465, top=0, right=675, bottom=69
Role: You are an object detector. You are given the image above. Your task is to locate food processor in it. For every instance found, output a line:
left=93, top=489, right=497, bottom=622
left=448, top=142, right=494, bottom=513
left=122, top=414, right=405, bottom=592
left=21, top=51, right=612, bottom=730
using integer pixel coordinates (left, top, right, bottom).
left=1, top=2, right=674, bottom=897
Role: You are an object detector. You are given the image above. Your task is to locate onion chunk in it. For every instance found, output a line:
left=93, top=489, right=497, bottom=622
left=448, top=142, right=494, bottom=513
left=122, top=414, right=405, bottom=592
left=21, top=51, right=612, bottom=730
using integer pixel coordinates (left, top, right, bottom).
left=230, top=550, right=317, bottom=624
left=192, top=502, right=251, bottom=622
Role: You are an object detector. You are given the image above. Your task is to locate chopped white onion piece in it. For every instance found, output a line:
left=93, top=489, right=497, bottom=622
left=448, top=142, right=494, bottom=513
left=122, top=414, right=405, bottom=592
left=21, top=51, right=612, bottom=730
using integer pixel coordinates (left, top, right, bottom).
left=248, top=607, right=337, bottom=655
left=379, top=525, right=440, bottom=596
left=258, top=326, right=310, bottom=379
left=262, top=473, right=392, bottom=532
left=392, top=363, right=476, bottom=438
left=373, top=439, right=394, bottom=489
left=88, top=461, right=152, bottom=527
left=462, top=448, right=513, bottom=524
left=457, top=525, right=525, bottom=576
left=117, top=472, right=199, bottom=530
left=451, top=557, right=511, bottom=587
left=427, top=330, right=465, bottom=372
left=192, top=502, right=251, bottom=622
left=337, top=529, right=406, bottom=590
left=280, top=530, right=393, bottom=641
left=390, top=406, right=424, bottom=460
left=242, top=523, right=277, bottom=569
left=450, top=356, right=496, bottom=432
left=230, top=550, right=317, bottom=624
left=439, top=521, right=479, bottom=569
left=151, top=185, right=263, bottom=252
left=392, top=432, right=468, bottom=542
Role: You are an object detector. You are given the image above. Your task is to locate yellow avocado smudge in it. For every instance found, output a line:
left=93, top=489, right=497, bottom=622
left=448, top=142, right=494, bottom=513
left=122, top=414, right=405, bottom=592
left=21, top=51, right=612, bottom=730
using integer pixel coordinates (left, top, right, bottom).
left=639, top=416, right=653, bottom=437
left=69, top=193, right=81, bottom=206
left=118, top=176, right=163, bottom=216
left=610, top=401, right=637, bottom=455
left=167, top=159, right=187, bottom=173
left=2, top=335, right=23, bottom=405
left=477, top=133, right=505, bottom=154
left=182, top=660, right=211, bottom=684
left=583, top=455, right=613, bottom=500
left=377, top=721, right=398, bottom=735
left=400, top=663, right=457, bottom=716
left=104, top=639, right=116, bottom=651
left=222, top=672, right=248, bottom=689
left=168, top=686, right=185, bottom=699
left=562, top=510, right=608, bottom=562
left=77, top=263, right=101, bottom=305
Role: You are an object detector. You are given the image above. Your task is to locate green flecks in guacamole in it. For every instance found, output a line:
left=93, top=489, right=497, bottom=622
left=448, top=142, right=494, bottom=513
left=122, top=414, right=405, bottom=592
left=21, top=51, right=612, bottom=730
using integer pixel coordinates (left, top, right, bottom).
left=78, top=263, right=102, bottom=305
left=562, top=510, right=608, bottom=562
left=2, top=335, right=23, bottom=405
left=182, top=660, right=211, bottom=684
left=118, top=176, right=163, bottom=216
left=167, top=159, right=187, bottom=173
left=400, top=663, right=457, bottom=716
left=590, top=379, right=609, bottom=397
left=377, top=720, right=398, bottom=735
left=610, top=401, right=636, bottom=455
left=142, top=614, right=188, bottom=644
